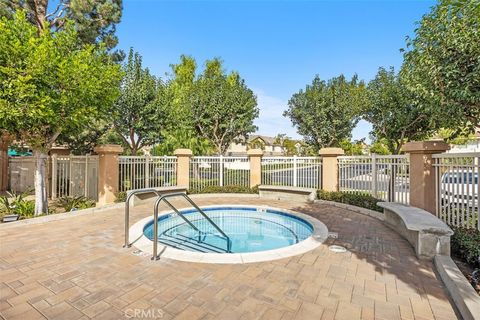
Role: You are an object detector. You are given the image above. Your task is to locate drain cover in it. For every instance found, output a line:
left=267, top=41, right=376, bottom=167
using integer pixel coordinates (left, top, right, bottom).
left=327, top=232, right=338, bottom=239
left=328, top=245, right=347, bottom=253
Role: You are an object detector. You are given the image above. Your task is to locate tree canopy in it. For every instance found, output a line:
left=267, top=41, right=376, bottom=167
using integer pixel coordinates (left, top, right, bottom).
left=284, top=75, right=368, bottom=151
left=1, top=0, right=123, bottom=54
left=364, top=67, right=434, bottom=154
left=112, top=49, right=169, bottom=155
left=402, top=0, right=480, bottom=132
left=0, top=11, right=122, bottom=213
left=190, top=59, right=258, bottom=154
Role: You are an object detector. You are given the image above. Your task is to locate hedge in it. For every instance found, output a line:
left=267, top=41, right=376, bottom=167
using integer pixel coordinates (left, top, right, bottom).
left=317, top=190, right=383, bottom=212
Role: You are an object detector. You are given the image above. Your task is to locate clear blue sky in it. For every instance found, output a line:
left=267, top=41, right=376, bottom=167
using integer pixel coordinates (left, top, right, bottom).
left=117, top=0, right=436, bottom=142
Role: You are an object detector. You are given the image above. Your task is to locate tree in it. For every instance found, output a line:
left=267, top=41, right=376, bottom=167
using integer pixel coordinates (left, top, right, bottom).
left=339, top=139, right=364, bottom=155
left=1, top=0, right=123, bottom=55
left=402, top=0, right=480, bottom=132
left=364, top=67, right=434, bottom=154
left=284, top=75, right=368, bottom=151
left=0, top=12, right=122, bottom=214
left=369, top=139, right=391, bottom=155
left=190, top=59, right=258, bottom=154
left=112, top=49, right=168, bottom=155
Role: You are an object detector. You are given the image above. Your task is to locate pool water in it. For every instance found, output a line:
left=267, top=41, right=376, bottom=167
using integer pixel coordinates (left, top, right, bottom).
left=143, top=207, right=313, bottom=253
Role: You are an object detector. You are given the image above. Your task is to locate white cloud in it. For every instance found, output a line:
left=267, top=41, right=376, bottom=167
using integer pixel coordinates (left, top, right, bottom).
left=252, top=89, right=300, bottom=139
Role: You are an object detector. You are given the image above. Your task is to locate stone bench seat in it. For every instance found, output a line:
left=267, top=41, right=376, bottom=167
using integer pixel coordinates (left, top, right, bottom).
left=258, top=185, right=317, bottom=202
left=378, top=202, right=453, bottom=259
left=127, top=186, right=187, bottom=206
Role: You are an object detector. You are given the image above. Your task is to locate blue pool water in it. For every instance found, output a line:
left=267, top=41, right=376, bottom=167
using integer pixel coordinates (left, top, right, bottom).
left=143, top=207, right=313, bottom=253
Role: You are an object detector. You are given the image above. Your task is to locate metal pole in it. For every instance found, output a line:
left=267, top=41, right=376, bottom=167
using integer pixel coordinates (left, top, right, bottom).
left=372, top=154, right=377, bottom=198
left=293, top=155, right=297, bottom=187
left=152, top=196, right=161, bottom=260
left=84, top=155, right=89, bottom=198
left=219, top=155, right=224, bottom=187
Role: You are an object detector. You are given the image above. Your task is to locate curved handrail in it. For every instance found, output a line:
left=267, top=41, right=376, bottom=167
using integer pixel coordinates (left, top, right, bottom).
left=124, top=188, right=163, bottom=248
left=152, top=192, right=232, bottom=260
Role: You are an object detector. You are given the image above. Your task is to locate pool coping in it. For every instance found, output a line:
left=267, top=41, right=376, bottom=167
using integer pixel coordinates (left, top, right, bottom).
left=128, top=204, right=328, bottom=264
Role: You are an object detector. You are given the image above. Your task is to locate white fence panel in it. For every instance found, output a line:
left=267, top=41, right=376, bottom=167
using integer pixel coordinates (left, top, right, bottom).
left=189, top=156, right=250, bottom=192
left=52, top=155, right=99, bottom=200
left=261, top=157, right=322, bottom=189
left=433, top=153, right=479, bottom=231
left=119, top=156, right=177, bottom=192
left=338, top=155, right=410, bottom=204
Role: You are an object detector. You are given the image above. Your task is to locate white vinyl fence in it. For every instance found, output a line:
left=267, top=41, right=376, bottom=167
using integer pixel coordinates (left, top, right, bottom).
left=338, top=155, right=410, bottom=204
left=118, top=156, right=177, bottom=192
left=189, top=156, right=250, bottom=192
left=261, top=157, right=322, bottom=189
left=433, top=153, right=479, bottom=231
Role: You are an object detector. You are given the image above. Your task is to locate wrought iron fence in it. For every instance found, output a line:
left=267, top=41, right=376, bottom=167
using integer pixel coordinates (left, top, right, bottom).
left=261, top=156, right=322, bottom=189
left=118, top=156, right=177, bottom=192
left=189, top=156, right=250, bottom=192
left=433, top=153, right=479, bottom=230
left=338, top=155, right=410, bottom=204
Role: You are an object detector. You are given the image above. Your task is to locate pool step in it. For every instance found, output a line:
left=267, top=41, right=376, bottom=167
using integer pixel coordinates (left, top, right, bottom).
left=158, top=234, right=229, bottom=253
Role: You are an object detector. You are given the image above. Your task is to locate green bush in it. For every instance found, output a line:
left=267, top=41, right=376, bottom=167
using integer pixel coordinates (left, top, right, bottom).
left=317, top=190, right=383, bottom=212
left=0, top=190, right=35, bottom=218
left=451, top=227, right=480, bottom=268
left=188, top=185, right=259, bottom=194
left=115, top=191, right=127, bottom=203
left=55, top=196, right=96, bottom=212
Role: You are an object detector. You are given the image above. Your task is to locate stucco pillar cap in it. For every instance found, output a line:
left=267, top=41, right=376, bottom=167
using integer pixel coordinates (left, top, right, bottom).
left=401, top=140, right=450, bottom=154
left=318, top=147, right=345, bottom=157
left=174, top=148, right=193, bottom=156
left=94, top=144, right=123, bottom=154
left=247, top=149, right=263, bottom=156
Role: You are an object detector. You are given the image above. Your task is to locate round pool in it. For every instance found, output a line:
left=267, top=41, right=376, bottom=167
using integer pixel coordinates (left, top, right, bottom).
left=130, top=205, right=328, bottom=263
left=143, top=207, right=314, bottom=253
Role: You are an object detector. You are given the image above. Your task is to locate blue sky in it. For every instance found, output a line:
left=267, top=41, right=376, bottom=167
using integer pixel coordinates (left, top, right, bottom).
left=117, top=0, right=435, bottom=142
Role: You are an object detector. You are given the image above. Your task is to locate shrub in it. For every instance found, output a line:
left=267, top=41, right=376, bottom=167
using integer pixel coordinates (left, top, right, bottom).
left=115, top=191, right=127, bottom=203
left=0, top=190, right=35, bottom=218
left=317, top=190, right=383, bottom=212
left=451, top=227, right=480, bottom=268
left=188, top=185, right=259, bottom=194
left=55, top=196, right=96, bottom=212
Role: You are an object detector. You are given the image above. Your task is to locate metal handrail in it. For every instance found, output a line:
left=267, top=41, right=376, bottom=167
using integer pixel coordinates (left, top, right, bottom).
left=124, top=188, right=163, bottom=248
left=152, top=192, right=232, bottom=260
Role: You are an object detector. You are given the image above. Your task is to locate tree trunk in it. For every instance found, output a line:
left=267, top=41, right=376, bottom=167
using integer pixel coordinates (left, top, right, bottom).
left=34, top=150, right=49, bottom=215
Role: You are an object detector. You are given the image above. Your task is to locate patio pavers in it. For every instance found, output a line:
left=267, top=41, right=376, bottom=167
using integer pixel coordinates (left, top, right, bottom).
left=0, top=197, right=458, bottom=319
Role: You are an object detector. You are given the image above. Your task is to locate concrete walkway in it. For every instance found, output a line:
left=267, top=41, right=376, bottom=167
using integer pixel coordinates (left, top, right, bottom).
left=0, top=197, right=457, bottom=319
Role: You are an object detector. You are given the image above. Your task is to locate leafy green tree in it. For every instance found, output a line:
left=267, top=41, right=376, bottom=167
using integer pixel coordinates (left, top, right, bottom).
left=369, top=139, right=391, bottom=155
left=364, top=67, right=434, bottom=154
left=1, top=0, right=122, bottom=54
left=0, top=12, right=122, bottom=214
left=273, top=134, right=300, bottom=156
left=284, top=75, right=368, bottom=151
left=112, top=49, right=168, bottom=155
left=402, top=0, right=480, bottom=131
left=339, top=139, right=364, bottom=155
left=151, top=129, right=214, bottom=156
left=189, top=58, right=259, bottom=155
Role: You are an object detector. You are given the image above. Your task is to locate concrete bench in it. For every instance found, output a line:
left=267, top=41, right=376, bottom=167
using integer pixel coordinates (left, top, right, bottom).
left=258, top=185, right=317, bottom=202
left=378, top=202, right=453, bottom=259
left=128, top=186, right=187, bottom=206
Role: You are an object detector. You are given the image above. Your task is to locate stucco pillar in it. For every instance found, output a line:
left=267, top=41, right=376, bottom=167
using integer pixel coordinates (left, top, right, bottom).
left=319, top=147, right=345, bottom=192
left=0, top=133, right=13, bottom=193
left=174, top=149, right=192, bottom=189
left=94, top=144, right=123, bottom=205
left=402, top=141, right=449, bottom=214
left=248, top=149, right=263, bottom=188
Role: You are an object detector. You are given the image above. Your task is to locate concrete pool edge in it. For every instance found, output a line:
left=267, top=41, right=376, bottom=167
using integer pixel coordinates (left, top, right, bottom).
left=128, top=204, right=328, bottom=264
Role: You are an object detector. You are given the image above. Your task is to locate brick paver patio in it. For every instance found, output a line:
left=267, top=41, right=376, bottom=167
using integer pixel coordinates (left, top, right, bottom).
left=0, top=197, right=458, bottom=319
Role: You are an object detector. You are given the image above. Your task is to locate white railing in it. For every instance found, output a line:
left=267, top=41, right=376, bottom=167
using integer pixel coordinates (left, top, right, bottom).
left=338, top=155, right=410, bottom=204
left=118, top=156, right=177, bottom=192
left=261, top=156, right=322, bottom=189
left=51, top=155, right=99, bottom=200
left=433, top=153, right=479, bottom=231
left=8, top=156, right=36, bottom=193
left=189, top=156, right=250, bottom=192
